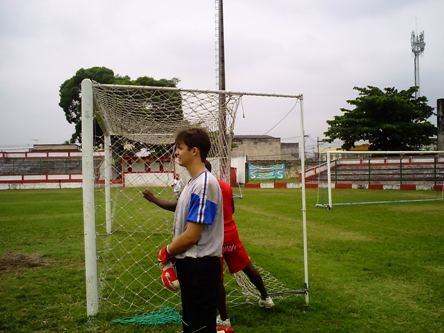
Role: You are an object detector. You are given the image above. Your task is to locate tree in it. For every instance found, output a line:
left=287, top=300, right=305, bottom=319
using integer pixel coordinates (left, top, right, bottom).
left=324, top=86, right=437, bottom=150
left=58, top=66, right=179, bottom=143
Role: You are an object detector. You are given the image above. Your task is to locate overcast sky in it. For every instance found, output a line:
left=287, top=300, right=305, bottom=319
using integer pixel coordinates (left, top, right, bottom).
left=0, top=0, right=443, bottom=153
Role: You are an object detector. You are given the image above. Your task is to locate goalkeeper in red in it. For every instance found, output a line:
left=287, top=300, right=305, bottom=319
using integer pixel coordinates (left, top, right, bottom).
left=204, top=161, right=274, bottom=328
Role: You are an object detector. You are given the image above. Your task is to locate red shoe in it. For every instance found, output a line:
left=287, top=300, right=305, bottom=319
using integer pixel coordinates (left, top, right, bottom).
left=217, top=325, right=235, bottom=333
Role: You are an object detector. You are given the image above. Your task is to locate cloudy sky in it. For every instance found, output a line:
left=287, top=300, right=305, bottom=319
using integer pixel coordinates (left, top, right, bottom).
left=1, top=0, right=443, bottom=153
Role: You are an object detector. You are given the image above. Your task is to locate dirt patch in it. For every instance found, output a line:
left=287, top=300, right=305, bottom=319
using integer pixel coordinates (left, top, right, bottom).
left=0, top=253, right=51, bottom=272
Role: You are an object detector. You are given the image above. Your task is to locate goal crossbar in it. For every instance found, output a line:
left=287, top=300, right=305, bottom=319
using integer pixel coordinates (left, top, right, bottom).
left=93, top=82, right=303, bottom=99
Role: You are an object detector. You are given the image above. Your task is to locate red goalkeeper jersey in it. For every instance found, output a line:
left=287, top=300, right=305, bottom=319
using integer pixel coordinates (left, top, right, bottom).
left=217, top=179, right=238, bottom=240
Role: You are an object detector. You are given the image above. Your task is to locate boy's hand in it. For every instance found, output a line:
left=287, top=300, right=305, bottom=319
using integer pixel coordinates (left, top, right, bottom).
left=142, top=190, right=156, bottom=202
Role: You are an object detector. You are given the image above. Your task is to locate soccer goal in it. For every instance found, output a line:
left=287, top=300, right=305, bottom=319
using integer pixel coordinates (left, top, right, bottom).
left=81, top=79, right=309, bottom=317
left=311, top=150, right=444, bottom=208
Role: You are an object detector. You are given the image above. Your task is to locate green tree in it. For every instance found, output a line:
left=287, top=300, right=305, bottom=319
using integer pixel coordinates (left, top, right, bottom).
left=58, top=66, right=179, bottom=143
left=324, top=86, right=437, bottom=150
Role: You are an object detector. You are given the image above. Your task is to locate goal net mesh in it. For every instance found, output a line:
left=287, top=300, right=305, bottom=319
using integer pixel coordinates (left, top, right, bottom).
left=89, top=83, right=300, bottom=315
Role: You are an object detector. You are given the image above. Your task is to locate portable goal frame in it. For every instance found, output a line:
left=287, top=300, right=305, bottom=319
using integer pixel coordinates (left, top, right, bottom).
left=81, top=79, right=309, bottom=316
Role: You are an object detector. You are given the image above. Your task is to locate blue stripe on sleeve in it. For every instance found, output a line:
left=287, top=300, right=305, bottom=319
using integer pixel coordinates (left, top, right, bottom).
left=187, top=192, right=218, bottom=225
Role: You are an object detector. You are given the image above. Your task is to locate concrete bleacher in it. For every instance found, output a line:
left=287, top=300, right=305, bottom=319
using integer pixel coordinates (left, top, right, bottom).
left=0, top=149, right=104, bottom=190
left=0, top=158, right=82, bottom=175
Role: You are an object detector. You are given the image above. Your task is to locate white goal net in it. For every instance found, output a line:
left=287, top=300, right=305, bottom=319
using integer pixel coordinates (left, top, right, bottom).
left=310, top=150, right=444, bottom=208
left=81, top=79, right=308, bottom=317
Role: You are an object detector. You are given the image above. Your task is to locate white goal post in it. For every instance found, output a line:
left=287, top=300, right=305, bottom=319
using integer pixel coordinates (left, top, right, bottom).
left=312, top=150, right=444, bottom=208
left=81, top=79, right=309, bottom=317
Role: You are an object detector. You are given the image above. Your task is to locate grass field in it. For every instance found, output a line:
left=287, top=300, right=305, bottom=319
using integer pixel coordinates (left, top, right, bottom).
left=0, top=188, right=443, bottom=332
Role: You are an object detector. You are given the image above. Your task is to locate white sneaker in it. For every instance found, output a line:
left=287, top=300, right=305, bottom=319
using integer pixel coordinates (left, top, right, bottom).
left=258, top=296, right=274, bottom=308
left=216, top=314, right=231, bottom=327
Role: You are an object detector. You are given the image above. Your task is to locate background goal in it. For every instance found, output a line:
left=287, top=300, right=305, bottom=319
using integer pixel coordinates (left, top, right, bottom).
left=81, top=79, right=308, bottom=317
left=309, top=150, right=444, bottom=208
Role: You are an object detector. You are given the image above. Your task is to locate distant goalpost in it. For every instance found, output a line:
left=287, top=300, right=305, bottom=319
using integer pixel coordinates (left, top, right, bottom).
left=81, top=79, right=309, bottom=317
left=313, top=150, right=444, bottom=208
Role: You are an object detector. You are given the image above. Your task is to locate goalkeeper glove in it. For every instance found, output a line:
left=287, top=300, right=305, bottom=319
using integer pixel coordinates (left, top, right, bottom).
left=161, top=262, right=180, bottom=291
left=158, top=245, right=173, bottom=265
left=217, top=325, right=235, bottom=333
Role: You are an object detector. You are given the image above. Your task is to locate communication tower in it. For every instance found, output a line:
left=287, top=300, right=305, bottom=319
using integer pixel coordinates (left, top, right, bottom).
left=411, top=30, right=425, bottom=98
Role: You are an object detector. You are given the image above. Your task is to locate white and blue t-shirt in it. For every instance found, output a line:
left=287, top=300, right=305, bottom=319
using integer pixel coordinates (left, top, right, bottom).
left=173, top=170, right=223, bottom=259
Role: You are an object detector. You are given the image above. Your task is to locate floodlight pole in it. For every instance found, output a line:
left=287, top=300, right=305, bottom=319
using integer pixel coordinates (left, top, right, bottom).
left=217, top=0, right=226, bottom=93
left=216, top=0, right=228, bottom=180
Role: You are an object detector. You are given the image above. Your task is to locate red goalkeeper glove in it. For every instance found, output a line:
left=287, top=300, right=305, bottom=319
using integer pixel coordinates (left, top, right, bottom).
left=161, top=262, right=180, bottom=291
left=217, top=325, right=235, bottom=333
left=158, top=245, right=173, bottom=265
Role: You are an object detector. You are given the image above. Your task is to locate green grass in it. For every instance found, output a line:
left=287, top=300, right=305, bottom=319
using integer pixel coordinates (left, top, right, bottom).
left=0, top=188, right=443, bottom=332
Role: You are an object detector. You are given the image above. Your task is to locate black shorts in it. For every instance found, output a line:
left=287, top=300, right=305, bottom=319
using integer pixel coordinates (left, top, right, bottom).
left=175, top=256, right=221, bottom=333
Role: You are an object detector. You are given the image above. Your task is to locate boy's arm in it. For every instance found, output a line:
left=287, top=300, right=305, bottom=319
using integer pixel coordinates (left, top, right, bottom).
left=167, top=222, right=205, bottom=255
left=142, top=190, right=177, bottom=212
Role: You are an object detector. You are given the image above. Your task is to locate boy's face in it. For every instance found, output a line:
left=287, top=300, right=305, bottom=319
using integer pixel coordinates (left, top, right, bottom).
left=175, top=141, right=199, bottom=167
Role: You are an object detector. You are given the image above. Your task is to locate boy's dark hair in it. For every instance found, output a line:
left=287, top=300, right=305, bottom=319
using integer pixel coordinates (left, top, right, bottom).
left=204, top=160, right=212, bottom=172
left=175, top=127, right=211, bottom=162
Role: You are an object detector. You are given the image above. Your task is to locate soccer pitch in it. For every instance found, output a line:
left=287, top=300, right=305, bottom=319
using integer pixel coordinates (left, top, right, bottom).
left=0, top=188, right=443, bottom=332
